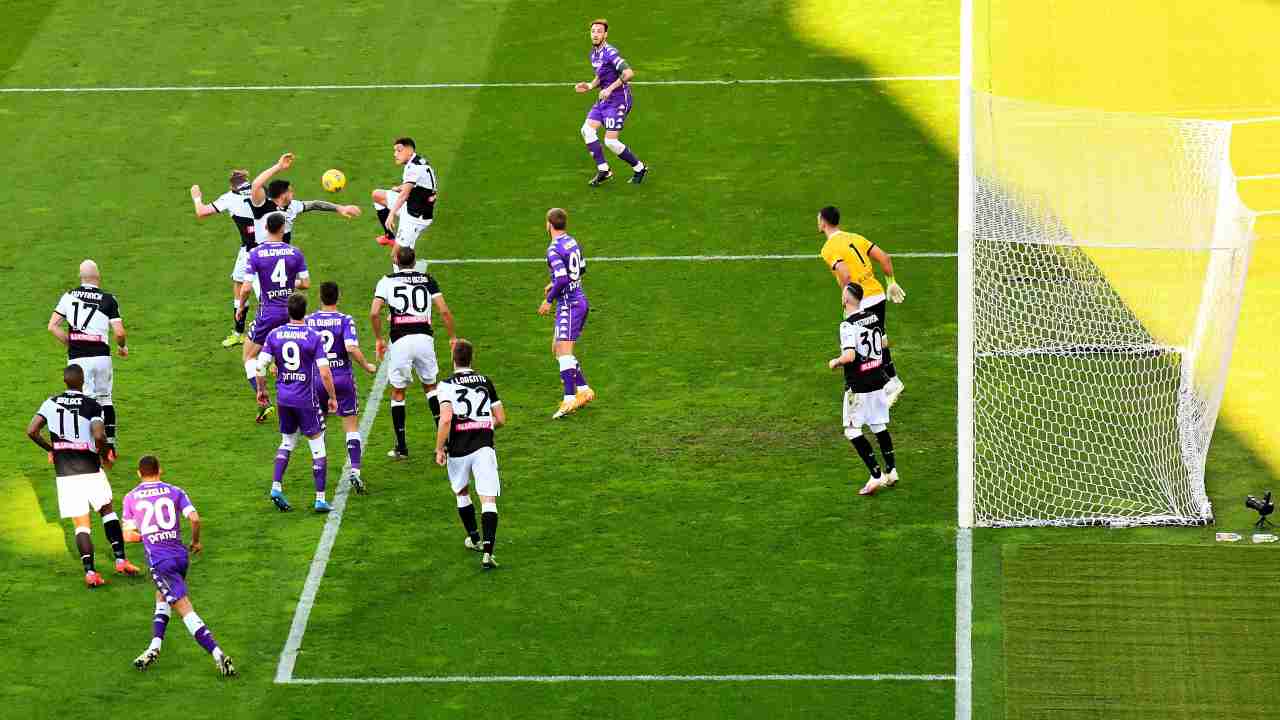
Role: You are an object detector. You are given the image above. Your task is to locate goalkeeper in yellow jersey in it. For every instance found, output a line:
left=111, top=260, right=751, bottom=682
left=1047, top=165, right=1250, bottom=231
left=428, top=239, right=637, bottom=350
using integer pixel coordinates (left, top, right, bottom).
left=818, top=205, right=905, bottom=406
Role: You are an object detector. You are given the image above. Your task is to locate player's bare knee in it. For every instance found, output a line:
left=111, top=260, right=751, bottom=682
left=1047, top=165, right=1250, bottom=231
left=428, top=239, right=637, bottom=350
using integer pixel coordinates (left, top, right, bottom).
left=172, top=597, right=194, bottom=616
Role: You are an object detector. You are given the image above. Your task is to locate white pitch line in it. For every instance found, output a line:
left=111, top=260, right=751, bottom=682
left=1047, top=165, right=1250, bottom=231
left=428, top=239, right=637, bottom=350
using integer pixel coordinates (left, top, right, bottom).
left=274, top=361, right=390, bottom=684
left=428, top=251, right=957, bottom=265
left=0, top=76, right=959, bottom=94
left=284, top=673, right=957, bottom=685
left=954, top=528, right=973, bottom=720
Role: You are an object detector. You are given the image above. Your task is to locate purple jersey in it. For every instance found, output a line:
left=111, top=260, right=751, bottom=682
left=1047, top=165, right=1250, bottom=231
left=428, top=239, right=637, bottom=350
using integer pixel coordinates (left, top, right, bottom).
left=546, top=233, right=588, bottom=304
left=122, top=481, right=196, bottom=566
left=305, top=310, right=358, bottom=376
left=261, top=323, right=328, bottom=408
left=591, top=43, right=630, bottom=93
left=246, top=241, right=308, bottom=312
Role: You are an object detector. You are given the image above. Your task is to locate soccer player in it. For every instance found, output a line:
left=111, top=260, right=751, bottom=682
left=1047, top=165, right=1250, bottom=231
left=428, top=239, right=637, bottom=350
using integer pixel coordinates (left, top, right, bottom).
left=818, top=205, right=906, bottom=406
left=248, top=152, right=361, bottom=243
left=190, top=169, right=257, bottom=347
left=306, top=281, right=378, bottom=494
left=371, top=246, right=457, bottom=459
left=237, top=212, right=309, bottom=423
left=829, top=283, right=899, bottom=496
left=49, top=259, right=127, bottom=455
left=256, top=293, right=339, bottom=513
left=26, top=365, right=140, bottom=587
left=575, top=18, right=648, bottom=186
left=123, top=455, right=237, bottom=677
left=371, top=137, right=438, bottom=263
left=435, top=339, right=506, bottom=570
left=537, top=208, right=594, bottom=418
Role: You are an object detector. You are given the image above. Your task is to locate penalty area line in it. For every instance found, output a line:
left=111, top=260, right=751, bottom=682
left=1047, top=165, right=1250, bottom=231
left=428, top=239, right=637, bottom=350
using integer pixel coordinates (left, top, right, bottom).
left=274, top=361, right=391, bottom=684
left=282, top=673, right=958, bottom=685
left=428, top=252, right=958, bottom=265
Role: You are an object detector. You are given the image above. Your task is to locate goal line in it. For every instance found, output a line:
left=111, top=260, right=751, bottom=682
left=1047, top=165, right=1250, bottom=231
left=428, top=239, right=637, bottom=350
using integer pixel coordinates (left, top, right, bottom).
left=282, top=673, right=957, bottom=685
left=427, top=251, right=957, bottom=265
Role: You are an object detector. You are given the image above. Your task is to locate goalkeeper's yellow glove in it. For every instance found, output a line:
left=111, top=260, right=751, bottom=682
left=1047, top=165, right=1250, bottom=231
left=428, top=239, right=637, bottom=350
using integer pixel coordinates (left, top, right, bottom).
left=886, top=275, right=906, bottom=303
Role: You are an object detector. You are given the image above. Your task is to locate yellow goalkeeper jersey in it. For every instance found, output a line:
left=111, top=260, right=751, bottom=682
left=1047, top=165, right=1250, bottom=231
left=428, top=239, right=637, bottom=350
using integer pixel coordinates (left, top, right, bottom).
left=820, top=231, right=884, bottom=298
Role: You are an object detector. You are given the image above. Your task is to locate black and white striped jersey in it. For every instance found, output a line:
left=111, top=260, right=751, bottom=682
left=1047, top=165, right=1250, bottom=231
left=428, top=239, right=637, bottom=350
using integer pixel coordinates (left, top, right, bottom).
left=53, top=285, right=121, bottom=360
left=375, top=270, right=441, bottom=342
left=212, top=185, right=257, bottom=248
left=250, top=196, right=304, bottom=244
left=37, top=390, right=104, bottom=476
left=402, top=154, right=438, bottom=220
left=438, top=369, right=501, bottom=457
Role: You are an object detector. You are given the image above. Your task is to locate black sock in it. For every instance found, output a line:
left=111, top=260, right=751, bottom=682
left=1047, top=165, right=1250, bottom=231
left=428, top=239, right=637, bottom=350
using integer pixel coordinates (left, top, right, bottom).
left=458, top=503, right=480, bottom=541
left=102, top=404, right=117, bottom=447
left=102, top=516, right=126, bottom=561
left=76, top=532, right=95, bottom=572
left=234, top=302, right=248, bottom=333
left=850, top=435, right=881, bottom=477
left=428, top=394, right=441, bottom=428
left=391, top=402, right=407, bottom=453
left=481, top=510, right=499, bottom=554
left=376, top=207, right=392, bottom=235
left=883, top=347, right=897, bottom=379
left=875, top=430, right=895, bottom=472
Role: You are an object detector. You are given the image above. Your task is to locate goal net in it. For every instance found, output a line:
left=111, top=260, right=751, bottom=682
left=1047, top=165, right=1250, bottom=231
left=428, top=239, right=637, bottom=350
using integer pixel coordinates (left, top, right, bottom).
left=960, top=92, right=1257, bottom=527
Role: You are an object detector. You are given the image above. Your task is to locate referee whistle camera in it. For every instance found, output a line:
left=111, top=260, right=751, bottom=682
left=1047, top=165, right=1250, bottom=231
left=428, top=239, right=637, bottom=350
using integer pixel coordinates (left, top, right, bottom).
left=1245, top=491, right=1274, bottom=529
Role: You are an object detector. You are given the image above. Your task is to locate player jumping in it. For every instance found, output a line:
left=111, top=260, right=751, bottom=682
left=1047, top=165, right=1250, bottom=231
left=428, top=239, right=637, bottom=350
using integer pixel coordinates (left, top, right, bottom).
left=27, top=365, right=140, bottom=587
left=257, top=293, right=339, bottom=513
left=123, top=455, right=237, bottom=677
left=189, top=170, right=257, bottom=347
left=371, top=137, right=438, bottom=266
left=576, top=19, right=648, bottom=186
left=306, top=281, right=378, bottom=494
left=538, top=208, right=594, bottom=418
left=248, top=153, right=361, bottom=244
left=435, top=339, right=507, bottom=569
left=829, top=283, right=899, bottom=496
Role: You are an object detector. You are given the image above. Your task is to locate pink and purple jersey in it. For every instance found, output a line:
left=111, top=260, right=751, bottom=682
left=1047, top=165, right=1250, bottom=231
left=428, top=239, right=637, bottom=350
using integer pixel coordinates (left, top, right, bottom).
left=591, top=43, right=630, bottom=94
left=261, top=323, right=328, bottom=408
left=546, top=233, right=588, bottom=304
left=122, top=481, right=196, bottom=566
left=305, top=310, right=358, bottom=376
left=246, top=241, right=309, bottom=312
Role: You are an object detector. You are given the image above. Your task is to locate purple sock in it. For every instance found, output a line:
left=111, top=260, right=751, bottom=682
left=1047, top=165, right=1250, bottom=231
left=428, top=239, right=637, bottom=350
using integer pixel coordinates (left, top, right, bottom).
left=586, top=140, right=607, bottom=168
left=560, top=369, right=578, bottom=397
left=313, top=456, right=327, bottom=493
left=574, top=365, right=588, bottom=388
left=248, top=376, right=258, bottom=391
left=346, top=437, right=362, bottom=470
left=153, top=613, right=169, bottom=640
left=193, top=625, right=220, bottom=655
left=273, top=449, right=290, bottom=485
left=618, top=146, right=642, bottom=168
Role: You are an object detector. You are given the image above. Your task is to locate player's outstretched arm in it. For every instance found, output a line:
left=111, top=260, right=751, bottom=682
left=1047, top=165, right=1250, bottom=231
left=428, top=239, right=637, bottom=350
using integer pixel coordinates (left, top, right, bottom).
left=47, top=312, right=70, bottom=347
left=434, top=402, right=454, bottom=466
left=433, top=295, right=457, bottom=347
left=26, top=414, right=53, bottom=452
left=301, top=200, right=361, bottom=217
left=190, top=185, right=219, bottom=218
left=250, top=153, right=294, bottom=206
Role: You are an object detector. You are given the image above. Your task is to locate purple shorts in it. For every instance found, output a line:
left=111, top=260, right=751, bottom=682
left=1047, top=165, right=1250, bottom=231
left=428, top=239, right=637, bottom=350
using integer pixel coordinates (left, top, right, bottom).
left=587, top=88, right=632, bottom=131
left=249, top=308, right=288, bottom=345
left=278, top=403, right=324, bottom=436
left=150, top=555, right=189, bottom=604
left=554, top=296, right=590, bottom=341
left=318, top=372, right=359, bottom=417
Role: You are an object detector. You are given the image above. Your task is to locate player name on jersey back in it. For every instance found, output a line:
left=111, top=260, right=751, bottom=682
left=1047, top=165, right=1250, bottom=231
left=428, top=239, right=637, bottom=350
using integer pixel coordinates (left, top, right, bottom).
left=840, top=311, right=889, bottom=393
left=55, top=285, right=120, bottom=359
left=439, top=370, right=501, bottom=457
left=305, top=311, right=356, bottom=372
left=38, top=391, right=104, bottom=476
left=375, top=271, right=441, bottom=341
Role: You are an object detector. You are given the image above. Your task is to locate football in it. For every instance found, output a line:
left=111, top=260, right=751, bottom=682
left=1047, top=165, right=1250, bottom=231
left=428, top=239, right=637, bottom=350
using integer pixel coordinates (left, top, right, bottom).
left=321, top=168, right=347, bottom=193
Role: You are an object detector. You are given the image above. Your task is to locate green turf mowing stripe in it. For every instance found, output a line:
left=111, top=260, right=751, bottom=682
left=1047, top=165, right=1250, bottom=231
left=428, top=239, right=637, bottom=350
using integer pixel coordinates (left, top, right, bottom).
left=1002, top=543, right=1280, bottom=719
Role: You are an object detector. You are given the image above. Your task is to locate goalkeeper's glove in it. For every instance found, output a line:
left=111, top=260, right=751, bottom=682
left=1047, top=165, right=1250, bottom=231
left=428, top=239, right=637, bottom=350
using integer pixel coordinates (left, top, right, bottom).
left=886, top=276, right=906, bottom=303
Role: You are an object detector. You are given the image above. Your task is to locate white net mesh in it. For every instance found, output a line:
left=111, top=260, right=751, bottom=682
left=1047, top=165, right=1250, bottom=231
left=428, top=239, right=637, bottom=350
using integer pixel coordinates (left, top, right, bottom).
left=968, top=92, right=1257, bottom=526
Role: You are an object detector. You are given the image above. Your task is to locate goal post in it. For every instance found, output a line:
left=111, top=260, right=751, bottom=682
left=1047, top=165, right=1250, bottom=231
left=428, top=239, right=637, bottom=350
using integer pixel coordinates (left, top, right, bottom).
left=957, top=91, right=1259, bottom=527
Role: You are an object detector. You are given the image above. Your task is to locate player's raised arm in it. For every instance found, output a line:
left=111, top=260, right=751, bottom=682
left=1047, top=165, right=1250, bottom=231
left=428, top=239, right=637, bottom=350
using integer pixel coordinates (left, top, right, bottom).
left=190, top=185, right=220, bottom=218
left=251, top=153, right=294, bottom=206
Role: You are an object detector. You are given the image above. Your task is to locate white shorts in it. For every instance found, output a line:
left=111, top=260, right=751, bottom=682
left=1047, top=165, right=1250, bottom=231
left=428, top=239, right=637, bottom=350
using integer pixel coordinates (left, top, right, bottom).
left=860, top=293, right=886, bottom=311
left=386, top=333, right=439, bottom=389
left=447, top=447, right=501, bottom=496
left=383, top=190, right=433, bottom=249
left=68, top=355, right=114, bottom=403
left=56, top=470, right=113, bottom=518
left=230, top=246, right=251, bottom=282
left=843, top=388, right=890, bottom=438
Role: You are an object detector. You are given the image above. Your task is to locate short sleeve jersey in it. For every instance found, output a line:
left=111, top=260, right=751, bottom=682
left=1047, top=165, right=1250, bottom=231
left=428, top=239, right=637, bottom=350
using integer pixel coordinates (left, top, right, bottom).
left=591, top=43, right=630, bottom=89
left=53, top=285, right=121, bottom=359
left=211, top=186, right=257, bottom=249
left=545, top=233, right=587, bottom=303
left=246, top=241, right=308, bottom=308
left=305, top=310, right=358, bottom=375
left=437, top=369, right=502, bottom=457
left=374, top=271, right=442, bottom=342
left=261, top=324, right=328, bottom=408
left=820, top=231, right=886, bottom=298
left=122, top=481, right=196, bottom=566
left=250, top=197, right=305, bottom=244
left=401, top=154, right=438, bottom=219
left=839, top=310, right=890, bottom=393
left=37, top=390, right=104, bottom=476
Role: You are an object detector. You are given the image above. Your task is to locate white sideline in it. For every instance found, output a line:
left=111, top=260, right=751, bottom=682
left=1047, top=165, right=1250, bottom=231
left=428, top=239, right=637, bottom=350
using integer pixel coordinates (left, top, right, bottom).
left=274, top=360, right=390, bottom=684
left=0, top=76, right=960, bottom=94
left=428, top=251, right=957, bottom=265
left=283, top=673, right=956, bottom=685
